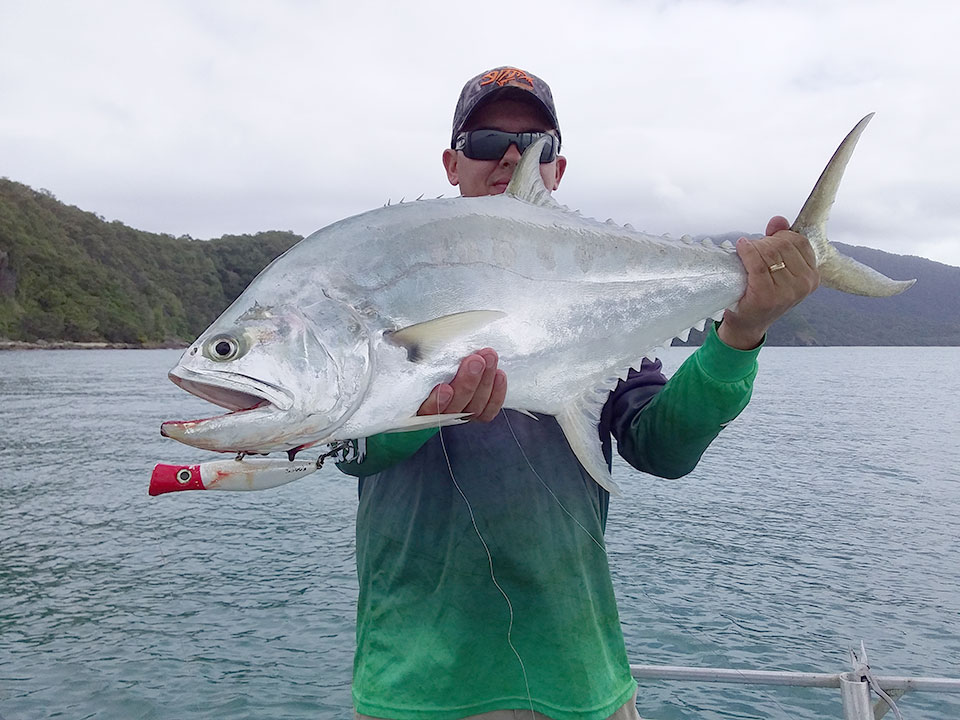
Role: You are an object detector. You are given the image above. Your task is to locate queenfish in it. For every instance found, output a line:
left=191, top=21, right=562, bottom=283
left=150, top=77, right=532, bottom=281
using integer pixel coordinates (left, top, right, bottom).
left=160, top=115, right=914, bottom=493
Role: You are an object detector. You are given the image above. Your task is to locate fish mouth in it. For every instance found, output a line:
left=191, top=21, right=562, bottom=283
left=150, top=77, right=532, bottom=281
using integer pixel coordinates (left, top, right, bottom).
left=167, top=366, right=295, bottom=412
left=161, top=367, right=296, bottom=452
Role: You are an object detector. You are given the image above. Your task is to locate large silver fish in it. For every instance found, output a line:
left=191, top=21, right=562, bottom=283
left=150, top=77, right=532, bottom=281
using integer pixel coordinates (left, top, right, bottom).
left=161, top=115, right=914, bottom=493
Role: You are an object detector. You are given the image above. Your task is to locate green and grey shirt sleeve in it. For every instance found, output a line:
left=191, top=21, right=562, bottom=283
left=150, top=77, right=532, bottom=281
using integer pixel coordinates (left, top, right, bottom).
left=336, top=427, right=437, bottom=477
left=608, top=322, right=761, bottom=479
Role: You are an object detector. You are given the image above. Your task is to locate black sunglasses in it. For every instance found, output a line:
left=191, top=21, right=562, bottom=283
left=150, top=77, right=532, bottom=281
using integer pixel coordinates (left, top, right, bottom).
left=454, top=129, right=559, bottom=163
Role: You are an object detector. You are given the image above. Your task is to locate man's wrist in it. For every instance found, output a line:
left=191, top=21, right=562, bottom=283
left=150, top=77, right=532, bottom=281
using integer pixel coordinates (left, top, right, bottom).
left=696, top=322, right=762, bottom=382
left=716, top=319, right=765, bottom=350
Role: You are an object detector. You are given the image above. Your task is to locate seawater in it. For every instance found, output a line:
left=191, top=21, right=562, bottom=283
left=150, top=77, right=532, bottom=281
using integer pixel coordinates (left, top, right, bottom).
left=1, top=347, right=958, bottom=720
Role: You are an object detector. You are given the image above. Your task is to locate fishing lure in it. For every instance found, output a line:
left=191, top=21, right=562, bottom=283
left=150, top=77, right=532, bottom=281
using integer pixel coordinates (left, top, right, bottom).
left=148, top=441, right=359, bottom=496
left=148, top=456, right=319, bottom=496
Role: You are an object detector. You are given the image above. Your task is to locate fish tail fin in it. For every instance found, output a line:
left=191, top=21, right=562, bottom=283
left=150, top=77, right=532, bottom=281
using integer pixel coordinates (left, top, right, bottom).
left=791, top=113, right=916, bottom=298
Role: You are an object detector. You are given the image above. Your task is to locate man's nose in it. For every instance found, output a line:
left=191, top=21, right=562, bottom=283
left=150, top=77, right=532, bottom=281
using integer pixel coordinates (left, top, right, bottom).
left=500, top=143, right=522, bottom=165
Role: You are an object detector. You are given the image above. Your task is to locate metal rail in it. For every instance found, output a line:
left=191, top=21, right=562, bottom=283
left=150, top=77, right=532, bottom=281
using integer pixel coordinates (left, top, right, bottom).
left=629, top=665, right=960, bottom=692
left=629, top=645, right=960, bottom=720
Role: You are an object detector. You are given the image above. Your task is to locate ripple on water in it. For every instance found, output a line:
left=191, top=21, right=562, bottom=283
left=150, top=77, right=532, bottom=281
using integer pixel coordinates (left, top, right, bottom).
left=2, top=347, right=959, bottom=719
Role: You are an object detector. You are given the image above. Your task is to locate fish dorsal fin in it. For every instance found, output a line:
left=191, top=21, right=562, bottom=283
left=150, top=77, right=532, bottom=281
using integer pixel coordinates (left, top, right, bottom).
left=388, top=310, right=506, bottom=362
left=505, top=136, right=561, bottom=208
left=555, top=384, right=623, bottom=496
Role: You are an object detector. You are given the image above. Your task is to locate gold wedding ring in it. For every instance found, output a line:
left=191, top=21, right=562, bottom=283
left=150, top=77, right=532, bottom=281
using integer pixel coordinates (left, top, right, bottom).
left=768, top=261, right=787, bottom=273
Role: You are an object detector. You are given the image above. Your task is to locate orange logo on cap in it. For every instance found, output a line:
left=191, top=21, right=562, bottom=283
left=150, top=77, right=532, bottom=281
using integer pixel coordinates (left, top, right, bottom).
left=480, top=67, right=535, bottom=90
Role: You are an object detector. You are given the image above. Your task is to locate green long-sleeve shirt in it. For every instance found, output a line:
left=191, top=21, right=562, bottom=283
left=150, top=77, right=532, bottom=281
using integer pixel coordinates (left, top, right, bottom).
left=339, top=324, right=760, bottom=719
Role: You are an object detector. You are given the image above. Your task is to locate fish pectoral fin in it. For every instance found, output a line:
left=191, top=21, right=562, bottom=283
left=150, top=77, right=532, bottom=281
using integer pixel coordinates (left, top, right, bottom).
left=387, top=310, right=507, bottom=362
left=380, top=412, right=472, bottom=434
left=505, top=136, right=561, bottom=208
left=556, top=395, right=622, bottom=496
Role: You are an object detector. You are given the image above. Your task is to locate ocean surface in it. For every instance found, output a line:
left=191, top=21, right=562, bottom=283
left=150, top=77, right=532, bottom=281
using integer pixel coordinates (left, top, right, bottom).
left=1, top=347, right=958, bottom=720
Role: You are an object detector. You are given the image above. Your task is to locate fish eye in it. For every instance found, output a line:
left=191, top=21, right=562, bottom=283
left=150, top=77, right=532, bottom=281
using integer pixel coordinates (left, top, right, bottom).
left=205, top=335, right=241, bottom=362
left=176, top=469, right=192, bottom=484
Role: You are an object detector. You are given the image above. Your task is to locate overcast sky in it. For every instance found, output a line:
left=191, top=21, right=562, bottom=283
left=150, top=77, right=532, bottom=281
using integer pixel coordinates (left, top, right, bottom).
left=2, top=0, right=958, bottom=268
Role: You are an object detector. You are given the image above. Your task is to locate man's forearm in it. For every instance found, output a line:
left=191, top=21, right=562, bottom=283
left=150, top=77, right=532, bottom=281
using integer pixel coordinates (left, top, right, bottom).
left=613, top=323, right=761, bottom=479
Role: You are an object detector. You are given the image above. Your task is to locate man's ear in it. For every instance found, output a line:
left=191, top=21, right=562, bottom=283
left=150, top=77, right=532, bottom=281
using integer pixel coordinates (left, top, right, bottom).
left=442, top=148, right=460, bottom=187
left=551, top=154, right=567, bottom=191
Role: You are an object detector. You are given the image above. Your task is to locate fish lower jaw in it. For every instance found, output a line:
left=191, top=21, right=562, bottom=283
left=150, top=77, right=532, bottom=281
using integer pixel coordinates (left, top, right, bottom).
left=160, top=402, right=281, bottom=454
left=159, top=403, right=331, bottom=458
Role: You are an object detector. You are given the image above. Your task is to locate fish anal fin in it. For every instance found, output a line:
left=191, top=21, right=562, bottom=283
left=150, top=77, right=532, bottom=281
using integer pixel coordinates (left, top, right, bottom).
left=556, top=393, right=622, bottom=496
left=387, top=310, right=506, bottom=362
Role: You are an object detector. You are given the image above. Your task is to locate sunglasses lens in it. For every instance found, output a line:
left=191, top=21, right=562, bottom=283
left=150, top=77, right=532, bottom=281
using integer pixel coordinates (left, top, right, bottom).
left=534, top=134, right=557, bottom=163
left=515, top=133, right=556, bottom=163
left=465, top=130, right=510, bottom=160
left=462, top=131, right=557, bottom=163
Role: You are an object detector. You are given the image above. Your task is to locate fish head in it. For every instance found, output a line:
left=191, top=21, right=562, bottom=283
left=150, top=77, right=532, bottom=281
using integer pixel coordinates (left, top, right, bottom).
left=162, top=297, right=372, bottom=454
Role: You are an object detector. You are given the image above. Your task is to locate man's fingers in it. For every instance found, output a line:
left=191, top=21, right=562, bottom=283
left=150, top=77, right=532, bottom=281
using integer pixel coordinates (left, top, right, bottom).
left=417, top=383, right=454, bottom=416
left=444, top=351, right=492, bottom=413
left=754, top=232, right=819, bottom=294
left=736, top=237, right=775, bottom=284
left=474, top=369, right=507, bottom=423
left=775, top=236, right=816, bottom=280
left=462, top=349, right=499, bottom=416
left=415, top=348, right=507, bottom=422
left=765, top=215, right=790, bottom=236
left=742, top=233, right=814, bottom=281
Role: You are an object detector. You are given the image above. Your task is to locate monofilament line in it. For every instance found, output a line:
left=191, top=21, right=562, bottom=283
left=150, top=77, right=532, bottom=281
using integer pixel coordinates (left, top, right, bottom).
left=502, top=411, right=606, bottom=552
left=436, top=404, right=536, bottom=718
left=502, top=410, right=792, bottom=717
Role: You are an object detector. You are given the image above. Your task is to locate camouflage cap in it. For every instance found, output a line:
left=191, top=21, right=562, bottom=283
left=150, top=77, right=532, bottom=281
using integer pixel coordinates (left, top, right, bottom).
left=450, top=66, right=561, bottom=149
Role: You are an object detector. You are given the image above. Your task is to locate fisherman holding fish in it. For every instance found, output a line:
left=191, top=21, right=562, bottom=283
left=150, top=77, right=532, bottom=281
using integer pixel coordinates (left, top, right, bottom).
left=343, top=67, right=820, bottom=720
left=157, top=63, right=913, bottom=716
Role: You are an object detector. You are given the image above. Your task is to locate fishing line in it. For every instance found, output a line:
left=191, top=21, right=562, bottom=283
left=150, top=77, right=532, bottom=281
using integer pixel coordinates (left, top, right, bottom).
left=436, top=400, right=537, bottom=719
left=501, top=410, right=794, bottom=718
left=502, top=411, right=606, bottom=553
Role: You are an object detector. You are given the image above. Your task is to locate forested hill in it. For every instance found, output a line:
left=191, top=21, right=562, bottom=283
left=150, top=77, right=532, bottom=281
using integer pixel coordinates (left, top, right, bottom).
left=0, top=179, right=300, bottom=345
left=1, top=178, right=958, bottom=347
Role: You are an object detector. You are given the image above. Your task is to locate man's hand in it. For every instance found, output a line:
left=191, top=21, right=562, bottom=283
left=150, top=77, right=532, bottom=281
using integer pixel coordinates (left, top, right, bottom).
left=718, top=215, right=820, bottom=350
left=416, top=347, right=506, bottom=423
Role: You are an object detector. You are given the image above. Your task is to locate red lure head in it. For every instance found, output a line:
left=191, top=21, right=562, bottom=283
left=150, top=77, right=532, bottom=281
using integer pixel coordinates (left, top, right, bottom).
left=149, top=463, right=204, bottom=496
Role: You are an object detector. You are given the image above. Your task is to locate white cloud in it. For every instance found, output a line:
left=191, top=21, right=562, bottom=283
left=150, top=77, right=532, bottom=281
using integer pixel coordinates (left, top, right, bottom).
left=1, top=0, right=957, bottom=266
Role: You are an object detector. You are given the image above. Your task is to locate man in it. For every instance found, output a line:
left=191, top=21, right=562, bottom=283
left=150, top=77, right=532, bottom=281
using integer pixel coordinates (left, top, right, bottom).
left=340, top=66, right=818, bottom=720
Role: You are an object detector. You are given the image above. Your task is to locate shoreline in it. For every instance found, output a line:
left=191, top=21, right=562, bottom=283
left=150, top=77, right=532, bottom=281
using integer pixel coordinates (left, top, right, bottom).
left=0, top=339, right=189, bottom=351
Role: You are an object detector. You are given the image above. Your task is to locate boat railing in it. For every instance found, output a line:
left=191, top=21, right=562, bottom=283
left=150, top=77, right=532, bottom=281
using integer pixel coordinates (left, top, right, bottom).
left=630, top=643, right=960, bottom=719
